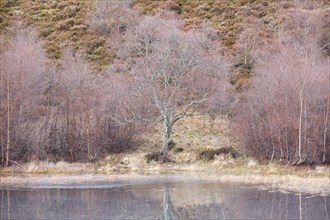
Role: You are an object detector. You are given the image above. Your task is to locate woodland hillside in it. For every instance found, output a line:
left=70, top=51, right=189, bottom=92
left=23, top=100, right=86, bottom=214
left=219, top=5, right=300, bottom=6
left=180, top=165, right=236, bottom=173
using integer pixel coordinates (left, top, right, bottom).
left=0, top=0, right=329, bottom=167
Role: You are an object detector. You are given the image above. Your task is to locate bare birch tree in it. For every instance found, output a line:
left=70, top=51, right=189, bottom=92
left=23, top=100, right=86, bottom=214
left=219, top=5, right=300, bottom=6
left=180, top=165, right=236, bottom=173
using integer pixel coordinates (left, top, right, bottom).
left=115, top=14, right=229, bottom=160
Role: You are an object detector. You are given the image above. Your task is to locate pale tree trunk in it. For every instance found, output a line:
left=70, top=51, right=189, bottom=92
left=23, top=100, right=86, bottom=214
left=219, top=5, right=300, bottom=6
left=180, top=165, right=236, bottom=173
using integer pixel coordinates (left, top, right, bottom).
left=86, top=111, right=94, bottom=161
left=5, top=78, right=11, bottom=166
left=278, top=135, right=284, bottom=163
left=324, top=96, right=329, bottom=163
left=0, top=73, right=3, bottom=165
left=324, top=58, right=330, bottom=163
left=269, top=122, right=275, bottom=161
left=244, top=42, right=247, bottom=65
left=297, top=90, right=303, bottom=164
left=1, top=130, right=3, bottom=164
left=160, top=116, right=172, bottom=161
left=303, top=100, right=307, bottom=151
left=284, top=98, right=290, bottom=163
left=13, top=89, right=23, bottom=160
left=66, top=100, right=75, bottom=162
left=285, top=126, right=289, bottom=163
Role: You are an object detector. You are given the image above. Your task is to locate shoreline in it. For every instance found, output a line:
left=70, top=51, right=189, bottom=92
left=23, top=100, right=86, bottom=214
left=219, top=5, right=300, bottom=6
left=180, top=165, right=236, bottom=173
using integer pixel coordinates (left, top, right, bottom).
left=1, top=169, right=329, bottom=196
left=201, top=173, right=330, bottom=196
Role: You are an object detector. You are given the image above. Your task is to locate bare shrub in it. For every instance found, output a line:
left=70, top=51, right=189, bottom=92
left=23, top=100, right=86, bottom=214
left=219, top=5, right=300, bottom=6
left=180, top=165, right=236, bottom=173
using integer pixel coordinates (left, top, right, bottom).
left=42, top=49, right=138, bottom=162
left=88, top=0, right=136, bottom=35
left=233, top=8, right=330, bottom=164
left=0, top=20, right=48, bottom=165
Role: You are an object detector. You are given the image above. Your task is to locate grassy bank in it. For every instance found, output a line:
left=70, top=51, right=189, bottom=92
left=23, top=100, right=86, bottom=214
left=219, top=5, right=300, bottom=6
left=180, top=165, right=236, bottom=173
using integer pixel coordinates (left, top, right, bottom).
left=1, top=155, right=329, bottom=177
left=1, top=0, right=111, bottom=69
left=1, top=157, right=329, bottom=195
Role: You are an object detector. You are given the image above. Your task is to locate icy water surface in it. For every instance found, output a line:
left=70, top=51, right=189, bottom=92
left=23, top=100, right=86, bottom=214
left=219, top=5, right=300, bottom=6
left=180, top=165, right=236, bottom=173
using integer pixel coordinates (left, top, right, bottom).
left=0, top=175, right=329, bottom=219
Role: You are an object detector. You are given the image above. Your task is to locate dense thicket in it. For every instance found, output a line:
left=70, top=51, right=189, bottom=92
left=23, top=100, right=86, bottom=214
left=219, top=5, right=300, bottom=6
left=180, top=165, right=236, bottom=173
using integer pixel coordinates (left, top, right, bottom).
left=0, top=21, right=136, bottom=165
left=233, top=7, right=330, bottom=164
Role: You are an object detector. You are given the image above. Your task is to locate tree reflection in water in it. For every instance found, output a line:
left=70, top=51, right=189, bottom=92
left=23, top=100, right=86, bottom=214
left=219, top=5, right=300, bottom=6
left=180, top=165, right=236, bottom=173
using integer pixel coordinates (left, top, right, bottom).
left=161, top=184, right=179, bottom=220
left=0, top=181, right=329, bottom=220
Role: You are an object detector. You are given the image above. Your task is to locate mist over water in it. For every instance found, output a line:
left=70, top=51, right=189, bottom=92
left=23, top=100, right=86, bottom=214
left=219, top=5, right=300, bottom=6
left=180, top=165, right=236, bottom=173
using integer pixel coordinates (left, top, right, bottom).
left=0, top=178, right=329, bottom=220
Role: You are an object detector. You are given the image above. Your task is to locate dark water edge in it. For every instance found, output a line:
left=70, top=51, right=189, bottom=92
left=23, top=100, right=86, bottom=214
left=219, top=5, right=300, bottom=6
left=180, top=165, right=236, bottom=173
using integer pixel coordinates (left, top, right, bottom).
left=0, top=177, right=329, bottom=220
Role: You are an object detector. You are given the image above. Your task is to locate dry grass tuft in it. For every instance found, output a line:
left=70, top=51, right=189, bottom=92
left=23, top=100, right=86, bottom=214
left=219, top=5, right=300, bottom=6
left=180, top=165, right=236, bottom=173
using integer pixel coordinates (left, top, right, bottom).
left=145, top=151, right=162, bottom=163
left=0, top=160, right=98, bottom=174
left=197, top=146, right=240, bottom=161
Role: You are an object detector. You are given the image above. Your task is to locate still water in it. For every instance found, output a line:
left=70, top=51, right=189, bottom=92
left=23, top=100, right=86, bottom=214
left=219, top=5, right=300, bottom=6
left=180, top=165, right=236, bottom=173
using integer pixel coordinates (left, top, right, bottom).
left=0, top=176, right=329, bottom=219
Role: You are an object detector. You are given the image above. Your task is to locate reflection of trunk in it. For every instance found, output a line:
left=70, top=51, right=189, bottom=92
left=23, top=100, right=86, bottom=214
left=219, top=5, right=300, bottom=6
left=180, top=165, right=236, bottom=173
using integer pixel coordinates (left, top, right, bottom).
left=270, top=192, right=275, bottom=219
left=0, top=191, right=3, bottom=219
left=299, top=193, right=302, bottom=220
left=325, top=196, right=328, bottom=219
left=161, top=185, right=179, bottom=220
left=220, top=202, right=226, bottom=220
left=285, top=194, right=289, bottom=219
left=7, top=190, right=10, bottom=220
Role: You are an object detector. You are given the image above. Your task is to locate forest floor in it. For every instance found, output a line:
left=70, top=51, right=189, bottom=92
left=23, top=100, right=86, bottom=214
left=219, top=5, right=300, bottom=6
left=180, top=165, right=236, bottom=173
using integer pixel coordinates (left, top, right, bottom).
left=1, top=115, right=330, bottom=195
